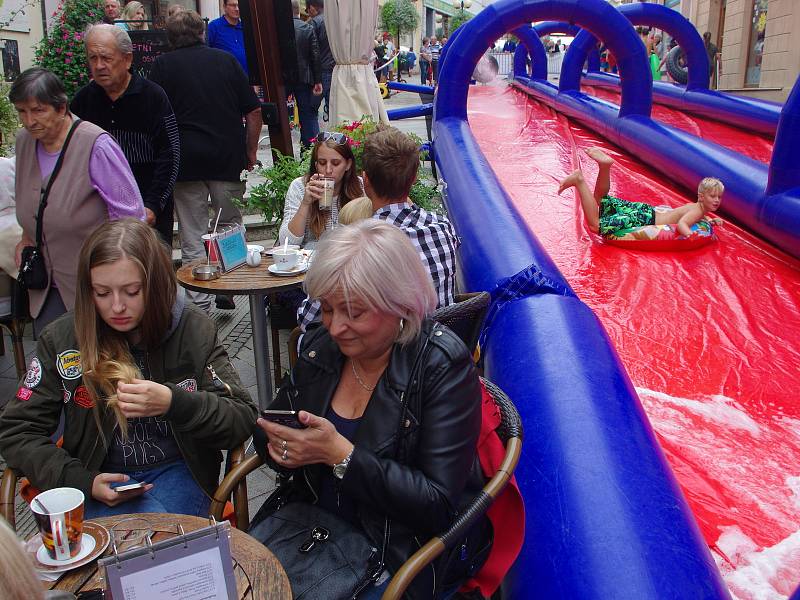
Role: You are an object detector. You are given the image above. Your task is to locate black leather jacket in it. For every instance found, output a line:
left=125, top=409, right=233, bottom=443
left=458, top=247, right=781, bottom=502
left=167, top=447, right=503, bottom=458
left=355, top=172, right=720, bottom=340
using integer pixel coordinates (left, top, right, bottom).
left=252, top=320, right=483, bottom=599
left=291, top=16, right=321, bottom=86
left=310, top=14, right=334, bottom=72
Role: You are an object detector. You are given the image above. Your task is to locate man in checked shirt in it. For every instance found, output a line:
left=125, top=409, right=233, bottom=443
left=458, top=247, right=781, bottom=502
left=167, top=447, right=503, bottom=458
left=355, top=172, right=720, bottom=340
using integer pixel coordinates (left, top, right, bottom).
left=296, top=126, right=459, bottom=332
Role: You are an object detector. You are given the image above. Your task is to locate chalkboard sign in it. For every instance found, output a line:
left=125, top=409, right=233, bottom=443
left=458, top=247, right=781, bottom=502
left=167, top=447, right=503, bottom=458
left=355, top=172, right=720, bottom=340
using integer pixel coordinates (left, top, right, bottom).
left=129, top=30, right=170, bottom=79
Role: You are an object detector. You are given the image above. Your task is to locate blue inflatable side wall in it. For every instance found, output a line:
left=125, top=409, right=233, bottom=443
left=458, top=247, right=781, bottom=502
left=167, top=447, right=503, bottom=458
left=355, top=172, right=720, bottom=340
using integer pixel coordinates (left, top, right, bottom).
left=433, top=0, right=730, bottom=597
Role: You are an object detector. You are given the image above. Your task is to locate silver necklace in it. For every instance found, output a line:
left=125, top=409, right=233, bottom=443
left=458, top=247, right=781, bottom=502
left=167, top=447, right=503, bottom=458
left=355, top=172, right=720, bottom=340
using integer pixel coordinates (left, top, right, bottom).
left=351, top=360, right=376, bottom=392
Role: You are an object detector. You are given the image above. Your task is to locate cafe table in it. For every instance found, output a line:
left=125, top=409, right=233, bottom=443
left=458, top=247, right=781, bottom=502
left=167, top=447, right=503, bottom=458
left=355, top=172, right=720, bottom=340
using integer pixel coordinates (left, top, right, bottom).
left=41, top=513, right=291, bottom=599
left=176, top=256, right=307, bottom=410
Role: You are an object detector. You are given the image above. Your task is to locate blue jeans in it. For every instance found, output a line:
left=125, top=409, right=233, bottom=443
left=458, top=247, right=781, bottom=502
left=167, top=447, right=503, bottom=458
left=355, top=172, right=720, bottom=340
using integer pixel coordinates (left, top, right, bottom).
left=420, top=60, right=430, bottom=84
left=84, top=461, right=210, bottom=518
left=288, top=83, right=320, bottom=149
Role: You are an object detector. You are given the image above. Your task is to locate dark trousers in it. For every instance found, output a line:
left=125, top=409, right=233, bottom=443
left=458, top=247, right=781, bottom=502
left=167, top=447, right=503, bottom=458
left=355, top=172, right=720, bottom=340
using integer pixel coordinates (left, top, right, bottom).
left=288, top=83, right=320, bottom=149
left=420, top=60, right=431, bottom=84
left=321, top=70, right=332, bottom=120
left=153, top=195, right=174, bottom=248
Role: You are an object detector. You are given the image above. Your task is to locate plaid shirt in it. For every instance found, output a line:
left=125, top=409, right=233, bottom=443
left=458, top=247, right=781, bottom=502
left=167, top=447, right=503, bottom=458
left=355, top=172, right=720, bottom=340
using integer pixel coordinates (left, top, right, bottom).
left=297, top=201, right=459, bottom=331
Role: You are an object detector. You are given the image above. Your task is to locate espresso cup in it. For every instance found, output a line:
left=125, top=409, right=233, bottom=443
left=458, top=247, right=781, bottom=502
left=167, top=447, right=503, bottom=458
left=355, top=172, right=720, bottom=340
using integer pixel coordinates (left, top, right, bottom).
left=31, top=487, right=85, bottom=561
left=319, top=177, right=334, bottom=210
left=273, top=248, right=300, bottom=271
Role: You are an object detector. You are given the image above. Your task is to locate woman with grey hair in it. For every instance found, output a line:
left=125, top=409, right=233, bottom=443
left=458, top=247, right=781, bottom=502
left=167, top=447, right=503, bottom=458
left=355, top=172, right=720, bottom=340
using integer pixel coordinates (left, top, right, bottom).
left=11, top=67, right=144, bottom=334
left=250, top=220, right=487, bottom=599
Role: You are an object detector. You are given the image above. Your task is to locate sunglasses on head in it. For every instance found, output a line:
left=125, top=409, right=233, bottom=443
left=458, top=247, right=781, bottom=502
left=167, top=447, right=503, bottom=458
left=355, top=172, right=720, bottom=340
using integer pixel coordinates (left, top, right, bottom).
left=317, top=132, right=348, bottom=145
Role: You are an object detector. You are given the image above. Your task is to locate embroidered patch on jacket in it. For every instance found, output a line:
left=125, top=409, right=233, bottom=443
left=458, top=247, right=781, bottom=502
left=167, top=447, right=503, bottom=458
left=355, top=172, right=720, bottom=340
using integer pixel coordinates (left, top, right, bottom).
left=24, top=357, right=42, bottom=389
left=16, top=387, right=33, bottom=401
left=56, top=349, right=82, bottom=380
left=62, top=386, right=72, bottom=403
left=73, top=386, right=94, bottom=409
left=176, top=378, right=197, bottom=392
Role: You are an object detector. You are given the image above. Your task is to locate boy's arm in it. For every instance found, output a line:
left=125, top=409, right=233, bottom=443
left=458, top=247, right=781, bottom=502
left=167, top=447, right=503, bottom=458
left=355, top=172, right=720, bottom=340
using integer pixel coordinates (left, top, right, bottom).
left=676, top=207, right=703, bottom=237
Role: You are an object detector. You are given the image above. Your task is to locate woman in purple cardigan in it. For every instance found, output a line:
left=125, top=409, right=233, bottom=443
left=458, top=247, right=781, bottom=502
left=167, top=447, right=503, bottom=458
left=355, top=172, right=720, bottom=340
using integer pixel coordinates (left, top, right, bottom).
left=11, top=68, right=145, bottom=335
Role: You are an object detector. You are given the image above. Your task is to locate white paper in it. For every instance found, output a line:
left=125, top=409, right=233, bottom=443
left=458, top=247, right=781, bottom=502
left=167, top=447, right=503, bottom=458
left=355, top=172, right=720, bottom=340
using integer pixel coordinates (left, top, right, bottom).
left=119, top=546, right=229, bottom=600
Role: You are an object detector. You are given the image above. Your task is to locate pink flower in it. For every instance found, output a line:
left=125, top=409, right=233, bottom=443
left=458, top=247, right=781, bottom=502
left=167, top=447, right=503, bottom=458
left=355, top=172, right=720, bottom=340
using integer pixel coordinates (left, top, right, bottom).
left=65, top=58, right=72, bottom=63
left=62, top=33, right=68, bottom=40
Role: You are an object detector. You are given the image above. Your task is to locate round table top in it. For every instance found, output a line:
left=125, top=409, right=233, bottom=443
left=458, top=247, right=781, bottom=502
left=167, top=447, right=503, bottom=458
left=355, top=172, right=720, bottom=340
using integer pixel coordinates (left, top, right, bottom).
left=176, top=256, right=307, bottom=295
left=44, top=513, right=291, bottom=599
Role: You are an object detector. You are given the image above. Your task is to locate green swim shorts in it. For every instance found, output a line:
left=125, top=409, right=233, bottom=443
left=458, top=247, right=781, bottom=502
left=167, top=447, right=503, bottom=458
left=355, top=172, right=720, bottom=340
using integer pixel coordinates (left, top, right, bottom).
left=599, top=195, right=656, bottom=236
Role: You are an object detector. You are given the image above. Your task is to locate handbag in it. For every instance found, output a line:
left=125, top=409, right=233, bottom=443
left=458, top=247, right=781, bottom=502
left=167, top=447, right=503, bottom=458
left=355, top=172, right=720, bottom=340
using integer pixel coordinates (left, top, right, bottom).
left=18, top=119, right=81, bottom=290
left=249, top=328, right=437, bottom=599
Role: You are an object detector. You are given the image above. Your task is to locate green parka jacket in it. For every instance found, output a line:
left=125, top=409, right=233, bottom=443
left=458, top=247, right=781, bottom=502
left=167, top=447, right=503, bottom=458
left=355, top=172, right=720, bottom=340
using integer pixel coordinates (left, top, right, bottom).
left=0, top=291, right=257, bottom=499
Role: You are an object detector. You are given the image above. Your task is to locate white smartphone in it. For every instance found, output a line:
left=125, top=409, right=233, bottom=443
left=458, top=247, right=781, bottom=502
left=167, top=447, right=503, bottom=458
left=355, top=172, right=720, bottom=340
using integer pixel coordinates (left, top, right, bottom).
left=114, top=482, right=147, bottom=493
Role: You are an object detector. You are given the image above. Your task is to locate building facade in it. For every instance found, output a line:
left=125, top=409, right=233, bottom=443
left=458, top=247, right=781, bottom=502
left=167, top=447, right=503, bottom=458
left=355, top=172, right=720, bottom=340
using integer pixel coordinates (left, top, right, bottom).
left=0, top=0, right=45, bottom=80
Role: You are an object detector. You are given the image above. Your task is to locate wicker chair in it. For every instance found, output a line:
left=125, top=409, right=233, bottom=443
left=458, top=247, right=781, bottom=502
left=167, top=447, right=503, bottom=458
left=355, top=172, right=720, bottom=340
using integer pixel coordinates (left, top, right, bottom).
left=0, top=443, right=252, bottom=532
left=209, top=378, right=523, bottom=597
left=0, top=276, right=30, bottom=381
left=432, top=292, right=491, bottom=356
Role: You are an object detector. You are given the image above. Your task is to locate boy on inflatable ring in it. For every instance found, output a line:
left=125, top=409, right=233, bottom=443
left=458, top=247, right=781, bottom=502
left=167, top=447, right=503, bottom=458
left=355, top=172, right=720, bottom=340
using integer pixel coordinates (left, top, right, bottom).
left=558, top=148, right=724, bottom=249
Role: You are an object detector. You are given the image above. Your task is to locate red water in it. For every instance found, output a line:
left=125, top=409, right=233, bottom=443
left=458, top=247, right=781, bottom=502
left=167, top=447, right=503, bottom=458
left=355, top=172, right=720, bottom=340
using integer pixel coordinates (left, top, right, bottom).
left=466, top=84, right=800, bottom=597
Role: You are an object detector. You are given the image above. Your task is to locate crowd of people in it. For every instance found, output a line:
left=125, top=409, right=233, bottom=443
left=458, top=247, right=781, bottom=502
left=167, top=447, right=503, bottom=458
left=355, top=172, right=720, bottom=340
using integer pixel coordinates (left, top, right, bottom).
left=0, top=3, right=498, bottom=598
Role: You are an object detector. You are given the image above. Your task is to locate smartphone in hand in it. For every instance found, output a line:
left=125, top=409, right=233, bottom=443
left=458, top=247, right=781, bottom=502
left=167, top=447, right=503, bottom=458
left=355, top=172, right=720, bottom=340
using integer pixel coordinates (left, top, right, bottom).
left=261, top=409, right=307, bottom=429
left=114, top=482, right=148, bottom=493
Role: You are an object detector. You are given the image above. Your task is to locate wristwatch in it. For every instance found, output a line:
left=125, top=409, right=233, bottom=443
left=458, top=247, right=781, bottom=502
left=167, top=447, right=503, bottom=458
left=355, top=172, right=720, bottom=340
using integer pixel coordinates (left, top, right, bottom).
left=332, top=449, right=354, bottom=480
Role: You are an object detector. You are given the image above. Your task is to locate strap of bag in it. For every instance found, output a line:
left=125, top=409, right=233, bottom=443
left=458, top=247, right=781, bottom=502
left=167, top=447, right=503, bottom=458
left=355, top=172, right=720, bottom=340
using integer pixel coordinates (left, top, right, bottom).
left=34, top=118, right=82, bottom=249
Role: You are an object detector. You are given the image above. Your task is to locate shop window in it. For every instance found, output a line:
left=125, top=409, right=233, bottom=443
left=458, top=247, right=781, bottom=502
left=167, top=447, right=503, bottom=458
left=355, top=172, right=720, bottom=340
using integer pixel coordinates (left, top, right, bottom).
left=745, top=0, right=768, bottom=87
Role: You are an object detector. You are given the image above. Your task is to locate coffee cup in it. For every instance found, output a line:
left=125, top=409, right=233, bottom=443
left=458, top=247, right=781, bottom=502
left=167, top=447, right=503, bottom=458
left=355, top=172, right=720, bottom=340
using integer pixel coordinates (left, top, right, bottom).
left=246, top=248, right=262, bottom=267
left=273, top=248, right=300, bottom=271
left=31, top=487, right=85, bottom=561
left=319, top=177, right=334, bottom=210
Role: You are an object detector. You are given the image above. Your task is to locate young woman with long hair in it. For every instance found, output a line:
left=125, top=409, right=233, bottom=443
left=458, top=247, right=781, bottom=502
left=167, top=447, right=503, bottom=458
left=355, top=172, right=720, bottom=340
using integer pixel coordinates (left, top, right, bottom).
left=0, top=219, right=257, bottom=518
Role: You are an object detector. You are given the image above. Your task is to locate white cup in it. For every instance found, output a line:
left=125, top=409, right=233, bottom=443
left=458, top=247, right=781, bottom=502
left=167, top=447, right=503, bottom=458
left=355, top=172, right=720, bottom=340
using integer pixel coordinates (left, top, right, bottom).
left=246, top=248, right=262, bottom=267
left=319, top=177, right=334, bottom=210
left=273, top=248, right=300, bottom=271
left=31, top=487, right=85, bottom=561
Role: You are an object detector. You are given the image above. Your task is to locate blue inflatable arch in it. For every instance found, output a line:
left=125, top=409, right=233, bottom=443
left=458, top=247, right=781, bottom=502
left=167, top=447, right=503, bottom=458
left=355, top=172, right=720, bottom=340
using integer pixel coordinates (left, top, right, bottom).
left=561, top=2, right=710, bottom=92
left=433, top=0, right=728, bottom=597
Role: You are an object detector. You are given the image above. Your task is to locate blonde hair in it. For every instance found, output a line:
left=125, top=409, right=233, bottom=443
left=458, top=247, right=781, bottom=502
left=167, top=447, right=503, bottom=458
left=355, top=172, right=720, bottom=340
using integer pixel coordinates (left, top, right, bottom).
left=0, top=518, right=44, bottom=600
left=304, top=220, right=436, bottom=344
left=338, top=196, right=373, bottom=225
left=698, top=177, right=724, bottom=195
left=122, top=1, right=148, bottom=29
left=75, top=219, right=176, bottom=441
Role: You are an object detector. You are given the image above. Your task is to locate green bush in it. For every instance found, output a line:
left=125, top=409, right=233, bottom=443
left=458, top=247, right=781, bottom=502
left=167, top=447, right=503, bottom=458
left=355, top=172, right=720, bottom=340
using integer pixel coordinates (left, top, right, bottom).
left=0, top=84, right=19, bottom=156
left=36, top=0, right=103, bottom=98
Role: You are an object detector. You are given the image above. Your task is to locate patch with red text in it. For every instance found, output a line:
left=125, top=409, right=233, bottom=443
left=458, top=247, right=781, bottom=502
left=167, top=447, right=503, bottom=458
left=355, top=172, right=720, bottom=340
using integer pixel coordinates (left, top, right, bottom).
left=24, top=357, right=42, bottom=389
left=176, top=378, right=197, bottom=392
left=73, top=385, right=94, bottom=409
left=16, top=387, right=33, bottom=401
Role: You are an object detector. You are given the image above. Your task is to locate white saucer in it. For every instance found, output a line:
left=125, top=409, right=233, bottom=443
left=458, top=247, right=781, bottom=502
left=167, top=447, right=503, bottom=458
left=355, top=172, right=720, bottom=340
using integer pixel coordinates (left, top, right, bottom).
left=265, top=244, right=300, bottom=255
left=269, top=263, right=308, bottom=276
left=247, top=244, right=265, bottom=254
left=36, top=532, right=96, bottom=567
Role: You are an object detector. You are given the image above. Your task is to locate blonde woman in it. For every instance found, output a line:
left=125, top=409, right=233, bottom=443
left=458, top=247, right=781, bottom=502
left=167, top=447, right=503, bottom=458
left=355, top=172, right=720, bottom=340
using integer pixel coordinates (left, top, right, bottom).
left=0, top=519, right=44, bottom=600
left=118, top=1, right=148, bottom=30
left=0, top=219, right=256, bottom=518
left=337, top=196, right=373, bottom=226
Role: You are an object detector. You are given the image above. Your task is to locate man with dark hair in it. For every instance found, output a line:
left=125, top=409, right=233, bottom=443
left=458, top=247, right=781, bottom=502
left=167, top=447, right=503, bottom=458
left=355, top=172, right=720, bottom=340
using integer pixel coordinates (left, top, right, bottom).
left=296, top=126, right=458, bottom=330
left=306, top=0, right=334, bottom=121
left=149, top=10, right=262, bottom=310
left=288, top=0, right=322, bottom=148
left=207, top=0, right=248, bottom=76
left=72, top=24, right=179, bottom=246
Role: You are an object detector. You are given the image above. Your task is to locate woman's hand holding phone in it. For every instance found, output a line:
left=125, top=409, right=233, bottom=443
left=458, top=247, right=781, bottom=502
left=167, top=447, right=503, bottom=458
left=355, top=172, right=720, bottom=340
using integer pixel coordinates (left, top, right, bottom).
left=257, top=410, right=353, bottom=469
left=92, top=473, right=154, bottom=507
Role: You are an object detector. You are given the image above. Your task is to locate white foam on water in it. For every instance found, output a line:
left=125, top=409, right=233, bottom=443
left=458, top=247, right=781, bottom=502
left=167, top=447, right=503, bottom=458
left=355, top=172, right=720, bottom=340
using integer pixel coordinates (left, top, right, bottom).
left=714, top=524, right=800, bottom=600
left=635, top=388, right=761, bottom=436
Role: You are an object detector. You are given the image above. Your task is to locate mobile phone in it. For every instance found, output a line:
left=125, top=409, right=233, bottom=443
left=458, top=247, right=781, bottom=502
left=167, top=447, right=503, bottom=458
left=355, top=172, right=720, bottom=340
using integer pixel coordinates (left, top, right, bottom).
left=260, top=409, right=307, bottom=429
left=114, top=482, right=148, bottom=493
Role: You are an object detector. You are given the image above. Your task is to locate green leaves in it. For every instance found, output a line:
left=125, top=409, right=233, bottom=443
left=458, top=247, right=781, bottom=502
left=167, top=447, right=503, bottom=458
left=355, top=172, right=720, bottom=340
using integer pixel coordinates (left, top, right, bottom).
left=36, top=0, right=104, bottom=98
left=379, top=0, right=419, bottom=37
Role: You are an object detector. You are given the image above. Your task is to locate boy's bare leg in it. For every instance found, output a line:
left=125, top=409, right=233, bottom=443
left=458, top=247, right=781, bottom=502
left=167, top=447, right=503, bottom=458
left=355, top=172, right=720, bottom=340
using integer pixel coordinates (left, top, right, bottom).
left=558, top=170, right=600, bottom=233
left=585, top=147, right=614, bottom=202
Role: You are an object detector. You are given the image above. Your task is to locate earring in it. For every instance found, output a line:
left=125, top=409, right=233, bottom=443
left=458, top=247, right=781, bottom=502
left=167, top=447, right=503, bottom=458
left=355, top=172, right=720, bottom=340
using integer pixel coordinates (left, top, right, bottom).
left=399, top=318, right=404, bottom=331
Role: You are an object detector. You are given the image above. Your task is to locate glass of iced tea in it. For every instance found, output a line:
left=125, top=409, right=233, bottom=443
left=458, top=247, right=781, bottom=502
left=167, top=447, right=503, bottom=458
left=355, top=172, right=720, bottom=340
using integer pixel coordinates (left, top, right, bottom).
left=31, top=487, right=85, bottom=561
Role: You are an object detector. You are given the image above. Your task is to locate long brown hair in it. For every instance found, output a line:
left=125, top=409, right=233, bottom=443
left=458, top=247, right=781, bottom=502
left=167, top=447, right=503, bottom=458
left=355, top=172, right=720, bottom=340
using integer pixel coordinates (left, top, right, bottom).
left=74, top=219, right=177, bottom=440
left=305, top=139, right=364, bottom=239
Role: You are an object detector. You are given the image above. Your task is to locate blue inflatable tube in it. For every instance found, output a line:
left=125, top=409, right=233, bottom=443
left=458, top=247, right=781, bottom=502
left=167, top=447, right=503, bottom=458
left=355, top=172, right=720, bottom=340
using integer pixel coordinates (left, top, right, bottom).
left=560, top=3, right=782, bottom=135
left=387, top=103, right=433, bottom=120
left=386, top=81, right=434, bottom=95
left=433, top=0, right=729, bottom=597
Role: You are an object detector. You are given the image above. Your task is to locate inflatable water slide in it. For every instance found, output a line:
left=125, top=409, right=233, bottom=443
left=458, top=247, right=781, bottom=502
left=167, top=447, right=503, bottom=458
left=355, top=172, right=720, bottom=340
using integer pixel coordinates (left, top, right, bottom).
left=427, top=1, right=800, bottom=598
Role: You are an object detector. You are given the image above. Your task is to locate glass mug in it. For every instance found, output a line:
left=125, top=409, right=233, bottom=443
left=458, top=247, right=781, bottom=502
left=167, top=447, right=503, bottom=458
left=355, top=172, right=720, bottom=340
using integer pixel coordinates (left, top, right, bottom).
left=319, top=177, right=334, bottom=210
left=31, top=487, right=85, bottom=561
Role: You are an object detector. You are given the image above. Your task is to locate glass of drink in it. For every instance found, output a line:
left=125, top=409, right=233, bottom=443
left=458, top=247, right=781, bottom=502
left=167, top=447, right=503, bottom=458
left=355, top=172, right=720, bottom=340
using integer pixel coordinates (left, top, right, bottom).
left=319, top=177, right=334, bottom=210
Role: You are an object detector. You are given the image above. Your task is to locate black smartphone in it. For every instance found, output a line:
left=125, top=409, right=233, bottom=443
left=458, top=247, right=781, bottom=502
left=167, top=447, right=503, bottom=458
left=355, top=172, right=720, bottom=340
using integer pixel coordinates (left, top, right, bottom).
left=260, top=409, right=307, bottom=429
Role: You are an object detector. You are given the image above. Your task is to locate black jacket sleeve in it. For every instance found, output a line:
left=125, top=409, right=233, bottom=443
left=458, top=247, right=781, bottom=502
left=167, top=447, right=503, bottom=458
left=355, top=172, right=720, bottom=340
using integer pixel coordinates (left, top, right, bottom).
left=142, top=86, right=179, bottom=214
left=308, top=24, right=322, bottom=85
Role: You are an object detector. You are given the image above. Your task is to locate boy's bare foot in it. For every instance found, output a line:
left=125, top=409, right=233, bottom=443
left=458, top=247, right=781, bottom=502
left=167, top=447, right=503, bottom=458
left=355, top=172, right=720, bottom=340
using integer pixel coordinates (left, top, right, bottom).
left=585, top=147, right=614, bottom=166
left=558, top=170, right=584, bottom=195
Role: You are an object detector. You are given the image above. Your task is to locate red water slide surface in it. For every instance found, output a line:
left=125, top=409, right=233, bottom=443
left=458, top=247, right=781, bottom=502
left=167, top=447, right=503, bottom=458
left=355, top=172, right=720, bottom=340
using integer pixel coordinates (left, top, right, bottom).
left=466, top=84, right=800, bottom=598
left=583, top=85, right=774, bottom=163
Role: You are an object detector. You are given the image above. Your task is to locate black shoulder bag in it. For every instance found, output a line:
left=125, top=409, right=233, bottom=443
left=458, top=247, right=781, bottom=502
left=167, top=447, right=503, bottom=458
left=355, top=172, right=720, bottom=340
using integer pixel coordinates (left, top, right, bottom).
left=18, top=119, right=82, bottom=290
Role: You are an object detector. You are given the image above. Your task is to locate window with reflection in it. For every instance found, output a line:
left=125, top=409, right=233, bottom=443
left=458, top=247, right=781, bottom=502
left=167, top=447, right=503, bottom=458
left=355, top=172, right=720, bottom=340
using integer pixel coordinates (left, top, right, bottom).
left=745, top=0, right=768, bottom=87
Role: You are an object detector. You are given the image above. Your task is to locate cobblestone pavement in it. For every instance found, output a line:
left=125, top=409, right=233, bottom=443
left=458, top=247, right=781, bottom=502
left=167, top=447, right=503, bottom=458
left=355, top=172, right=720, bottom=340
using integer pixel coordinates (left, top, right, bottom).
left=0, top=90, right=430, bottom=538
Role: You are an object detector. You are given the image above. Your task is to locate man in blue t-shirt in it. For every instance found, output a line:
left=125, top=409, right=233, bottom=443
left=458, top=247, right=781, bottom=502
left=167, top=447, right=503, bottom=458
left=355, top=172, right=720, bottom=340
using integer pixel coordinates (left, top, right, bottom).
left=207, top=0, right=248, bottom=76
